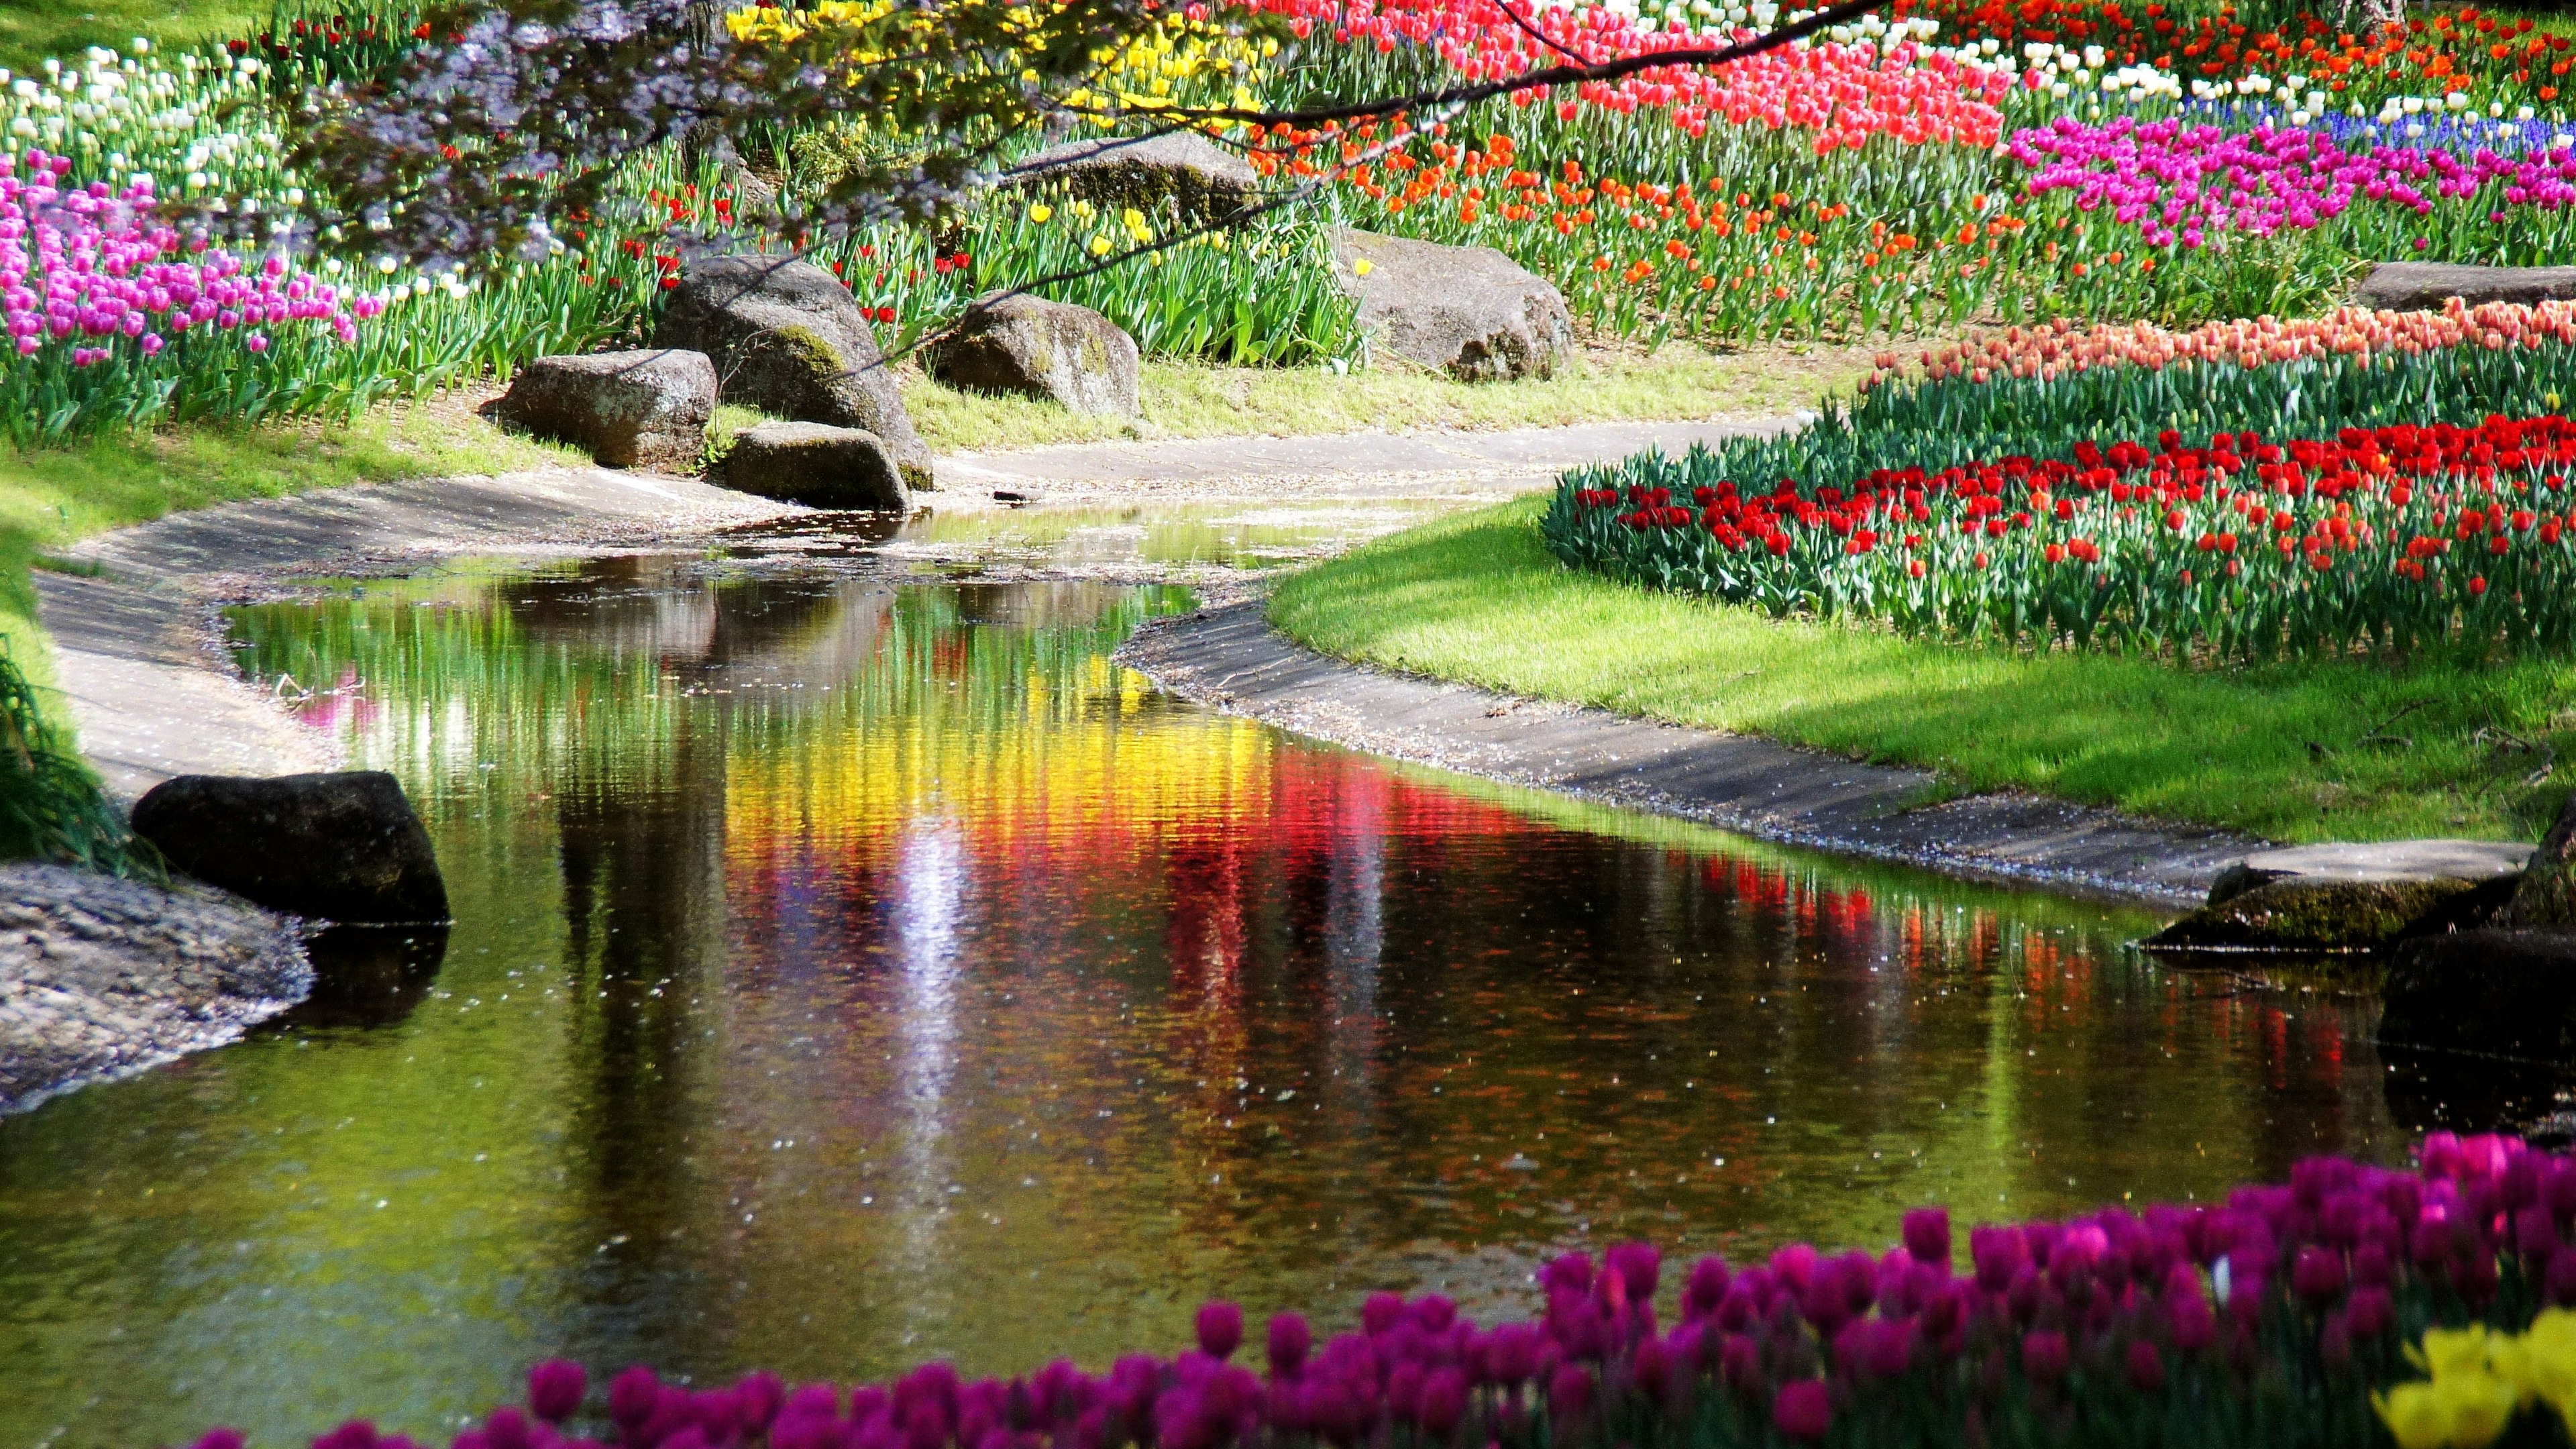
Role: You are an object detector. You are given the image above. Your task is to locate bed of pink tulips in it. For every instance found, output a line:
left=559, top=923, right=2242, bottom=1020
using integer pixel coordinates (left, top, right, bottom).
left=162, top=1134, right=2576, bottom=1449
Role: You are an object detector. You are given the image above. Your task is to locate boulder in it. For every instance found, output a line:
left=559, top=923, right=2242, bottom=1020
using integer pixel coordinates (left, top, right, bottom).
left=2380, top=929, right=2576, bottom=1060
left=922, top=293, right=1141, bottom=417
left=2353, top=262, right=2576, bottom=313
left=716, top=423, right=910, bottom=511
left=490, top=349, right=715, bottom=471
left=2499, top=791, right=2576, bottom=929
left=129, top=771, right=449, bottom=925
left=1009, top=131, right=1258, bottom=220
left=2206, top=839, right=2532, bottom=905
left=0, top=861, right=310, bottom=1112
left=653, top=255, right=934, bottom=489
left=1329, top=227, right=1573, bottom=382
left=2145, top=873, right=2517, bottom=953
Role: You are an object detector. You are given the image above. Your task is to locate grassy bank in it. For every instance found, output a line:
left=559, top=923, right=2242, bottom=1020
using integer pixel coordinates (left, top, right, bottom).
left=1267, top=497, right=2576, bottom=845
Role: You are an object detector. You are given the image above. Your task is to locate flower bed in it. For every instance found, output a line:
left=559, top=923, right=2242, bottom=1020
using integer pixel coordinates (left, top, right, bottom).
left=1544, top=299, right=2576, bottom=659
left=180, top=1135, right=2576, bottom=1449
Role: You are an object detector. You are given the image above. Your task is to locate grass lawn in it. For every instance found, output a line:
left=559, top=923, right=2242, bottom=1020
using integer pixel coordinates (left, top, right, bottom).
left=1268, top=496, right=2576, bottom=846
left=0, top=0, right=262, bottom=68
left=0, top=399, right=576, bottom=704
left=901, top=339, right=1868, bottom=453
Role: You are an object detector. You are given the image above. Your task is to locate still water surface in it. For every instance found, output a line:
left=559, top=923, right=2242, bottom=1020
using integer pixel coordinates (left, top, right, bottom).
left=0, top=549, right=2418, bottom=1448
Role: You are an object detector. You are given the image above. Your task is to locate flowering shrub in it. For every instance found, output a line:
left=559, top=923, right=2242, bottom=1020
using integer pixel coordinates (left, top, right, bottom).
left=174, top=1135, right=2576, bottom=1449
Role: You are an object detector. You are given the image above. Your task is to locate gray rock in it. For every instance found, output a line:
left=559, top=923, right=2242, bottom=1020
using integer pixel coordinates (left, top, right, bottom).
left=130, top=771, right=449, bottom=925
left=491, top=349, right=716, bottom=471
left=653, top=255, right=934, bottom=489
left=2207, top=838, right=2532, bottom=905
left=1009, top=131, right=1258, bottom=220
left=2500, top=791, right=2576, bottom=929
left=2381, top=928, right=2576, bottom=1059
left=2353, top=262, right=2576, bottom=313
left=1330, top=227, right=1573, bottom=382
left=716, top=423, right=910, bottom=511
left=923, top=293, right=1141, bottom=417
left=2146, top=871, right=2518, bottom=953
left=0, top=862, right=310, bottom=1113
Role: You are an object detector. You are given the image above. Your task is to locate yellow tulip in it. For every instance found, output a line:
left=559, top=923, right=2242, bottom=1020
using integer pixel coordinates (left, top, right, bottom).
left=1353, top=258, right=1374, bottom=277
left=2438, top=1372, right=2522, bottom=1449
left=2416, top=1327, right=2496, bottom=1382
left=1028, top=203, right=1053, bottom=223
left=2377, top=1383, right=2452, bottom=1449
left=1088, top=235, right=1111, bottom=256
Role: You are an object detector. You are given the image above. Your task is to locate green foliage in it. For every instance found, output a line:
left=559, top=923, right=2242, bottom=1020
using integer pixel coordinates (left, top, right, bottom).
left=0, top=645, right=155, bottom=876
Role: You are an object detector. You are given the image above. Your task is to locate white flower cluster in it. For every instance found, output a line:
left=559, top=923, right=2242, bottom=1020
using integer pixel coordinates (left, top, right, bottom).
left=0, top=40, right=294, bottom=216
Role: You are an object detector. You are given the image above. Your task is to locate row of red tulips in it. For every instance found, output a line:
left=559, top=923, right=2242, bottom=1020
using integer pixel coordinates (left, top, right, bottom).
left=1548, top=413, right=2576, bottom=659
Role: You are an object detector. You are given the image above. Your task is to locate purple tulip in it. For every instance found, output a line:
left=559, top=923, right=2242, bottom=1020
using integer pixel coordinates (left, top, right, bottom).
left=2290, top=1246, right=2347, bottom=1306
left=2125, top=1340, right=2166, bottom=1394
left=1195, top=1301, right=1244, bottom=1361
left=1267, top=1313, right=1312, bottom=1377
left=2020, top=1330, right=2070, bottom=1387
left=193, top=1432, right=247, bottom=1449
left=1545, top=1363, right=1591, bottom=1421
left=528, top=1361, right=587, bottom=1424
left=1902, top=1206, right=1951, bottom=1267
left=1771, top=1380, right=1831, bottom=1444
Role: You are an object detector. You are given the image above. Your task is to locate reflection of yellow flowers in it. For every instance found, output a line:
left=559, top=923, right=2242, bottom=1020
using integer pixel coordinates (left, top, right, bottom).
left=1027, top=203, right=1053, bottom=223
left=1353, top=258, right=1374, bottom=277
left=2377, top=1312, right=2576, bottom=1449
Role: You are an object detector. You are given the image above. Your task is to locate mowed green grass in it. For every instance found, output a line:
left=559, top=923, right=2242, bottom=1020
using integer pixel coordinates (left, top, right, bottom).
left=0, top=0, right=263, bottom=69
left=1267, top=496, right=2576, bottom=845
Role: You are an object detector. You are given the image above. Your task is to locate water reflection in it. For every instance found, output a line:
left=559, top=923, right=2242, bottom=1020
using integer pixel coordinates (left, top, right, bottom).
left=0, top=559, right=2412, bottom=1449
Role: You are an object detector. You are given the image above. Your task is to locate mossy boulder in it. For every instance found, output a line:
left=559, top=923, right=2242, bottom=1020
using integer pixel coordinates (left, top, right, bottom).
left=490, top=349, right=716, bottom=471
left=2381, top=928, right=2576, bottom=1060
left=715, top=422, right=908, bottom=511
left=653, top=256, right=933, bottom=489
left=2146, top=874, right=2515, bottom=952
left=921, top=293, right=1140, bottom=417
left=1007, top=131, right=1257, bottom=221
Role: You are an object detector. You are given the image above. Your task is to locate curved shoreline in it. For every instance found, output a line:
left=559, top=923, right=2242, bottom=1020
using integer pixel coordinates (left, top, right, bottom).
left=1114, top=600, right=2262, bottom=907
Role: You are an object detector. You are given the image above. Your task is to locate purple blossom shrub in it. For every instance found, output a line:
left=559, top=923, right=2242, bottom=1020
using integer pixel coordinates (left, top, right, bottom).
left=173, top=1132, right=2576, bottom=1449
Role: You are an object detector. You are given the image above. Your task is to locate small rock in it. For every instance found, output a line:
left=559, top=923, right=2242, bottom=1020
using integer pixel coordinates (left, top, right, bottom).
left=2381, top=928, right=2576, bottom=1059
left=1009, top=131, right=1258, bottom=220
left=716, top=423, right=910, bottom=511
left=2353, top=262, right=2576, bottom=313
left=490, top=349, right=716, bottom=471
left=654, top=255, right=934, bottom=489
left=129, top=771, right=449, bottom=925
left=2499, top=791, right=2576, bottom=929
left=1330, top=227, right=1572, bottom=381
left=923, top=293, right=1141, bottom=417
left=2147, top=872, right=2517, bottom=952
left=2206, top=838, right=2532, bottom=905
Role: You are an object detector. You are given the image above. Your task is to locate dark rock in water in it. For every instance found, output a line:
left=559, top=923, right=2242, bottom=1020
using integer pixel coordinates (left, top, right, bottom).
left=2499, top=792, right=2576, bottom=930
left=490, top=349, right=716, bottom=471
left=716, top=422, right=910, bottom=511
left=2147, top=873, right=2516, bottom=952
left=2352, top=262, right=2576, bottom=312
left=1008, top=131, right=1258, bottom=220
left=922, top=293, right=1140, bottom=417
left=2380, top=929, right=2576, bottom=1061
left=653, top=255, right=933, bottom=489
left=1329, top=227, right=1572, bottom=382
left=277, top=924, right=451, bottom=1030
left=0, top=861, right=309, bottom=1112
left=130, top=771, right=449, bottom=925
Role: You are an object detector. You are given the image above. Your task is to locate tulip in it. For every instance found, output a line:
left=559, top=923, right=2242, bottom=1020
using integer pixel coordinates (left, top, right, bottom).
left=1772, top=1380, right=1832, bottom=1443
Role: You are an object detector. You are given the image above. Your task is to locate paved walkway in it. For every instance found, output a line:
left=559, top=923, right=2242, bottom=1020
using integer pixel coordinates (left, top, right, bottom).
left=1118, top=602, right=2263, bottom=906
left=932, top=415, right=1800, bottom=501
left=41, top=468, right=800, bottom=800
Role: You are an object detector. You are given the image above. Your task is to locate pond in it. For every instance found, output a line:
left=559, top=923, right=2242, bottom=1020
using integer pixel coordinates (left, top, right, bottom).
left=0, top=536, right=2432, bottom=1449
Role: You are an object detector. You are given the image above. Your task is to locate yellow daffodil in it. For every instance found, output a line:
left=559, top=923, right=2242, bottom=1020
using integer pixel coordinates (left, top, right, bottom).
left=2377, top=1383, right=2451, bottom=1449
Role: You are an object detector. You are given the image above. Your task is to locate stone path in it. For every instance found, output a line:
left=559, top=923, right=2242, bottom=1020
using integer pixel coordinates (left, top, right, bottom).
left=931, top=415, right=1800, bottom=501
left=41, top=467, right=801, bottom=800
left=1118, top=602, right=2265, bottom=906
